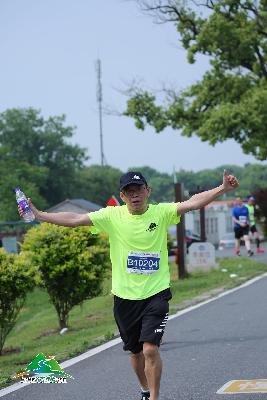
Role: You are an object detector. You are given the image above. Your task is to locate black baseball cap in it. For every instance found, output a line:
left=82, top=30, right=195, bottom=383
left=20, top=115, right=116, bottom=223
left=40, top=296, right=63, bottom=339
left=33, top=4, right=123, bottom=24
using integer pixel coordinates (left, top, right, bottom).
left=120, top=171, right=148, bottom=191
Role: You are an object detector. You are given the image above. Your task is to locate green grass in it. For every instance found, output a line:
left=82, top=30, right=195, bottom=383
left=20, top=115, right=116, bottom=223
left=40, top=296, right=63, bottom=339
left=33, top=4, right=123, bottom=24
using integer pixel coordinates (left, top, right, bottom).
left=1, top=257, right=267, bottom=388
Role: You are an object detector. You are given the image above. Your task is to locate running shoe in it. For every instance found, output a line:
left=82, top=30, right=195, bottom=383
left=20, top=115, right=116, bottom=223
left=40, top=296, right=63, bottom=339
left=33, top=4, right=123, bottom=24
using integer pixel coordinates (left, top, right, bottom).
left=141, top=390, right=150, bottom=400
left=248, top=250, right=254, bottom=257
left=256, top=248, right=265, bottom=253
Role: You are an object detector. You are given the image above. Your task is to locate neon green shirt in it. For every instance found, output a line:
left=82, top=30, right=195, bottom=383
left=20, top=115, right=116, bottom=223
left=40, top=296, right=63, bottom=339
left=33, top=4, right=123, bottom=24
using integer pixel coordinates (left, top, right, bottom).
left=246, top=204, right=255, bottom=225
left=88, top=203, right=180, bottom=300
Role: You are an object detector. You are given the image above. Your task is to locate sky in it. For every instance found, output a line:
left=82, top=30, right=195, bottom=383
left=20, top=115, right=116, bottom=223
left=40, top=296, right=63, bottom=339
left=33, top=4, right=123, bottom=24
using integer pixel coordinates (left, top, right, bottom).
left=1, top=0, right=266, bottom=174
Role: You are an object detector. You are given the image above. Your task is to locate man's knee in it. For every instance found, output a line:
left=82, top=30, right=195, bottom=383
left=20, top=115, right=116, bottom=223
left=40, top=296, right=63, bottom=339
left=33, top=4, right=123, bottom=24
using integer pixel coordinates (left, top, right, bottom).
left=143, top=342, right=159, bottom=360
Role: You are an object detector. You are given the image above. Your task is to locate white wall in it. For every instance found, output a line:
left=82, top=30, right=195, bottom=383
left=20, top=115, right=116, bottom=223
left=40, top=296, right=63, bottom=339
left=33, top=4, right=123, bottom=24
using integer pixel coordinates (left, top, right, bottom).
left=187, top=206, right=233, bottom=246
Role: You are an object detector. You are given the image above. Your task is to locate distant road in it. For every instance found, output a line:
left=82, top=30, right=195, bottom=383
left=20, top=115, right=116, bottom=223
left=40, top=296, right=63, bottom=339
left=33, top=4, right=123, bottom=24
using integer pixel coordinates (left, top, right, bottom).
left=169, top=241, right=267, bottom=265
left=216, top=241, right=267, bottom=262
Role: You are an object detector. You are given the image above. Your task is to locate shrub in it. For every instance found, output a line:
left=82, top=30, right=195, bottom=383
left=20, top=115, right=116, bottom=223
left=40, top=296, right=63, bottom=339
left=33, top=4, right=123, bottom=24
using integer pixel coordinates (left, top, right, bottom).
left=0, top=249, right=35, bottom=355
left=21, top=224, right=110, bottom=329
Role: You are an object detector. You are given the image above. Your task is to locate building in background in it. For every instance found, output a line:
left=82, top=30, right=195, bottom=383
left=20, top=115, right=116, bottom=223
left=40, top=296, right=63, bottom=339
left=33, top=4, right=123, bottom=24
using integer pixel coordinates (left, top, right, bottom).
left=47, top=199, right=102, bottom=214
left=185, top=200, right=235, bottom=246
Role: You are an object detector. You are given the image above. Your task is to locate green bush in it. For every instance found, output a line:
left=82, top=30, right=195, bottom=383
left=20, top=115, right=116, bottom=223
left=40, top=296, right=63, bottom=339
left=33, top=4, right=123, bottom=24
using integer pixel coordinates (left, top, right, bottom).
left=21, top=223, right=110, bottom=329
left=0, top=249, right=35, bottom=355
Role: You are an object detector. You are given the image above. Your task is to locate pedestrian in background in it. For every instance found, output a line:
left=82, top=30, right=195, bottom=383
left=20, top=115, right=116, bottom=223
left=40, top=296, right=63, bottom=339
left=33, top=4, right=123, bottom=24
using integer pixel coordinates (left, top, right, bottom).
left=246, top=196, right=264, bottom=254
left=232, top=197, right=253, bottom=257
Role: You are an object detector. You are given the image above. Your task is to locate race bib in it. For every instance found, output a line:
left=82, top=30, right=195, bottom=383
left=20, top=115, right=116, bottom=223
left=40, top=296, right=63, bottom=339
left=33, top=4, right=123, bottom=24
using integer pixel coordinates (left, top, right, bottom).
left=239, top=216, right=247, bottom=223
left=127, top=251, right=160, bottom=275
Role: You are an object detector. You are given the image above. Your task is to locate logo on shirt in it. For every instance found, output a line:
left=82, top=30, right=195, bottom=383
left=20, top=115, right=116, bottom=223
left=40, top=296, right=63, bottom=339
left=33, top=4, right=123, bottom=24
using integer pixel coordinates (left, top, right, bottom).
left=146, top=222, right=158, bottom=232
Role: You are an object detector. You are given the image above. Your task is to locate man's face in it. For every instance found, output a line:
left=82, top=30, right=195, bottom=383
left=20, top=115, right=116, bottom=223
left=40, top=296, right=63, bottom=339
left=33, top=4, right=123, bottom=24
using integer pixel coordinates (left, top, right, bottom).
left=120, top=184, right=151, bottom=211
left=235, top=198, right=243, bottom=207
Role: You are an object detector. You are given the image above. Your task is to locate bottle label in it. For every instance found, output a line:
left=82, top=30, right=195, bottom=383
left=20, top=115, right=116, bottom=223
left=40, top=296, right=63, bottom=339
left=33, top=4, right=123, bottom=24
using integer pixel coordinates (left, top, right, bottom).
left=18, top=199, right=31, bottom=213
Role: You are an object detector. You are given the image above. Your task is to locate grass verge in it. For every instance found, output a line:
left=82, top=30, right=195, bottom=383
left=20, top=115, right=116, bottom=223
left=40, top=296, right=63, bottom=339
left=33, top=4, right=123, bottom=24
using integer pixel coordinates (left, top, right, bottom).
left=1, top=256, right=267, bottom=389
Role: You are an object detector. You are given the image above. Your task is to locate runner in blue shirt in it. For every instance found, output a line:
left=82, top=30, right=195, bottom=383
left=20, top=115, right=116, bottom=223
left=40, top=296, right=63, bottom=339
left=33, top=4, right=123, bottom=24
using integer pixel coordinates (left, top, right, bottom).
left=232, top=197, right=253, bottom=256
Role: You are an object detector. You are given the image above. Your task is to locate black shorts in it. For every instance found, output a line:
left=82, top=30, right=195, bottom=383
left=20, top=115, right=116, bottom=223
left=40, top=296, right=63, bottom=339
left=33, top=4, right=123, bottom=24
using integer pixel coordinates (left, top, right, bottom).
left=250, top=225, right=258, bottom=234
left=234, top=226, right=249, bottom=239
left=113, top=288, right=172, bottom=354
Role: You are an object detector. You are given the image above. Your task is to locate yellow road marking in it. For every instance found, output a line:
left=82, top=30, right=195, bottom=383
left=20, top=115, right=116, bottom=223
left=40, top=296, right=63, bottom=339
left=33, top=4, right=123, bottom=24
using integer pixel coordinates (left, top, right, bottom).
left=217, top=379, right=267, bottom=394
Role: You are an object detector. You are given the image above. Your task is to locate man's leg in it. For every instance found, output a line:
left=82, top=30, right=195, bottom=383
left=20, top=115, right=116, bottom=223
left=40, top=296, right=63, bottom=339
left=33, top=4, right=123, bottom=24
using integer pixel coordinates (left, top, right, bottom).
left=130, top=351, right=149, bottom=392
left=143, top=342, right=162, bottom=400
left=253, top=228, right=265, bottom=252
left=235, top=238, right=240, bottom=255
left=243, top=234, right=253, bottom=255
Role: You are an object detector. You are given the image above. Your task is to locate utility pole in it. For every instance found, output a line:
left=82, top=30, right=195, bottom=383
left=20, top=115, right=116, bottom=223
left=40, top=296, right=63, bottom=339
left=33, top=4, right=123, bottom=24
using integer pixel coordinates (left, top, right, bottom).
left=189, top=187, right=206, bottom=242
left=174, top=183, right=186, bottom=279
left=95, top=59, right=105, bottom=166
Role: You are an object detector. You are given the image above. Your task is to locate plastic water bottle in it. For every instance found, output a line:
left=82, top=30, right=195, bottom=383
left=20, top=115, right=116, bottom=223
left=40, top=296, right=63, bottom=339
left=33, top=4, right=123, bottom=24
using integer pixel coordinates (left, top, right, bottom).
left=14, top=187, right=35, bottom=223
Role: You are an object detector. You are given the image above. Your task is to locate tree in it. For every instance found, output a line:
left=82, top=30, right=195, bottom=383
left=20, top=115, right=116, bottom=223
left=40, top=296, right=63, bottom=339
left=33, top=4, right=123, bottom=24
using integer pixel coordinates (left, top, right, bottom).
left=125, top=0, right=267, bottom=160
left=75, top=165, right=123, bottom=206
left=128, top=165, right=162, bottom=182
left=0, top=108, right=88, bottom=207
left=0, top=249, right=35, bottom=355
left=21, top=224, right=110, bottom=329
left=0, top=152, right=48, bottom=221
left=237, top=163, right=267, bottom=197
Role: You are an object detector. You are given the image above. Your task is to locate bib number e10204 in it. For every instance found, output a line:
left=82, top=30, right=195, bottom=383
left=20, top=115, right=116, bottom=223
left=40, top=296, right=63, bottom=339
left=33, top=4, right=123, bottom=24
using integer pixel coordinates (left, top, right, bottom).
left=127, top=251, right=160, bottom=275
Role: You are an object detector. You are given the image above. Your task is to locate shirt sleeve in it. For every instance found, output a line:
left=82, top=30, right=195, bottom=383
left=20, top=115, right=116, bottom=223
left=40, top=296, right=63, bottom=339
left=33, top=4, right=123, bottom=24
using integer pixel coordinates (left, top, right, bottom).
left=88, top=207, right=112, bottom=234
left=159, top=203, right=180, bottom=227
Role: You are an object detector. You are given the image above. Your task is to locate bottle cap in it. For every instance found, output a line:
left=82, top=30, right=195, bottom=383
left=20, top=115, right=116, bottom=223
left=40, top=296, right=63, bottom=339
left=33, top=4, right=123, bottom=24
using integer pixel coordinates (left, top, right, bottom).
left=14, top=187, right=21, bottom=192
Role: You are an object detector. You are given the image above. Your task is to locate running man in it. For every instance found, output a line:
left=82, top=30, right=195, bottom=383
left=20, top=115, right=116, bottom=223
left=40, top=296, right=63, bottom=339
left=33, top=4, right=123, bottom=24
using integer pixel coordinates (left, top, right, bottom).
left=19, top=169, right=238, bottom=400
left=246, top=196, right=264, bottom=253
left=232, top=197, right=253, bottom=257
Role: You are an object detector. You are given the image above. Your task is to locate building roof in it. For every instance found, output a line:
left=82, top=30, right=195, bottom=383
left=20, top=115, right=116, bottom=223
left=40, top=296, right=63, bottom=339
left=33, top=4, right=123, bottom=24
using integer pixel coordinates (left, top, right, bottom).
left=47, top=198, right=102, bottom=212
left=70, top=199, right=102, bottom=210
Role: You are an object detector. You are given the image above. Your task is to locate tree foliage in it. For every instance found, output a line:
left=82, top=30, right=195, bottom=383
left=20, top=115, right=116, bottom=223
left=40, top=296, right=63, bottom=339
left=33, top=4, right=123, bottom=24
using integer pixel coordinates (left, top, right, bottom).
left=0, top=249, right=35, bottom=355
left=0, top=108, right=88, bottom=219
left=75, top=165, right=123, bottom=206
left=128, top=163, right=267, bottom=200
left=0, top=153, right=48, bottom=221
left=21, top=224, right=110, bottom=329
left=125, top=0, right=267, bottom=159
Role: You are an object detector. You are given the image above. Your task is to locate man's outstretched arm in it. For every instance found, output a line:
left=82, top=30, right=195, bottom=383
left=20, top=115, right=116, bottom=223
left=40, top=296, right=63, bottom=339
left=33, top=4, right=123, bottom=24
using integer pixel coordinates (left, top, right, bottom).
left=177, top=170, right=239, bottom=215
left=19, top=199, right=93, bottom=227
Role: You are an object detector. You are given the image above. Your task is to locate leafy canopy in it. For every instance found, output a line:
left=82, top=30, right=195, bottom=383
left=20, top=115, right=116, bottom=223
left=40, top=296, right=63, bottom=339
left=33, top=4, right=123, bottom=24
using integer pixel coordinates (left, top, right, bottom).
left=125, top=0, right=267, bottom=159
left=21, top=224, right=110, bottom=329
left=75, top=165, right=123, bottom=206
left=0, top=108, right=88, bottom=218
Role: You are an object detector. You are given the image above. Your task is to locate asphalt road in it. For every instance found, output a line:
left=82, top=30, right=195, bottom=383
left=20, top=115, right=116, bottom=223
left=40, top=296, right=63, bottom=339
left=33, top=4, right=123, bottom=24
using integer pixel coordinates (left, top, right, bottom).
left=216, top=241, right=267, bottom=262
left=3, top=271, right=267, bottom=399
